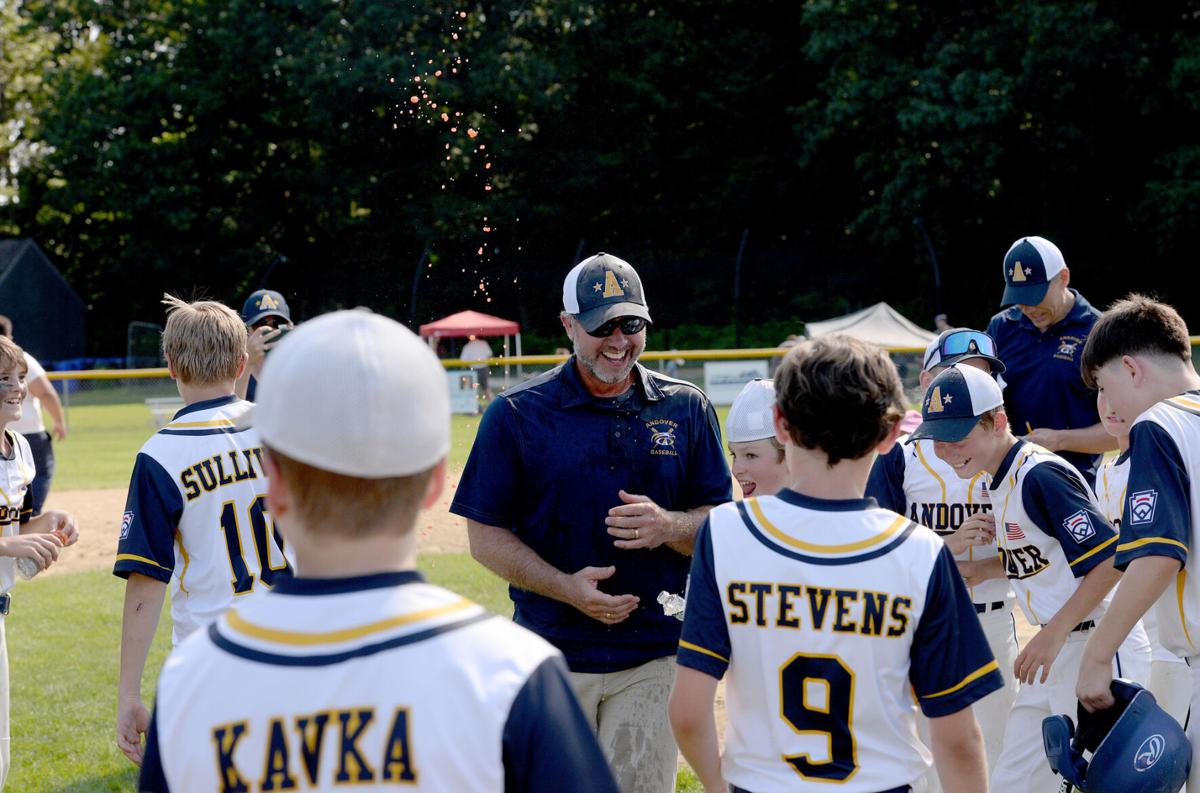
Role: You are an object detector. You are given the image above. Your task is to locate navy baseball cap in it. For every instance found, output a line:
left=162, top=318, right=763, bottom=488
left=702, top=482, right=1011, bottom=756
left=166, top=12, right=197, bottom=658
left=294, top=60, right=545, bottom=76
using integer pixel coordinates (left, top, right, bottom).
left=241, top=289, right=291, bottom=326
left=922, top=328, right=1006, bottom=374
left=908, top=364, right=1005, bottom=443
left=562, top=253, right=652, bottom=333
left=1001, top=236, right=1067, bottom=307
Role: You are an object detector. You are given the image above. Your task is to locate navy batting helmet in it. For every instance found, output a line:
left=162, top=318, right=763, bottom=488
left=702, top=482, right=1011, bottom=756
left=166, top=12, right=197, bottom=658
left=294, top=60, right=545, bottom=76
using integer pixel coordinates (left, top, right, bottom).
left=1043, top=679, right=1189, bottom=793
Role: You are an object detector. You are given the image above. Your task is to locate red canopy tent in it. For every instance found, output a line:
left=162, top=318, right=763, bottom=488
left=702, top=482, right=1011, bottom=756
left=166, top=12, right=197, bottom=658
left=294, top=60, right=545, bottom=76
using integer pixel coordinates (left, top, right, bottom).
left=418, top=310, right=524, bottom=386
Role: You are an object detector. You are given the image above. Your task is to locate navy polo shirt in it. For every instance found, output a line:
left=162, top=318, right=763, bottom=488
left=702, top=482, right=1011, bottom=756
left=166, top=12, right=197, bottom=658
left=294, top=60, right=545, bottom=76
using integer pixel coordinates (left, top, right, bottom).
left=450, top=358, right=732, bottom=673
left=987, top=289, right=1102, bottom=486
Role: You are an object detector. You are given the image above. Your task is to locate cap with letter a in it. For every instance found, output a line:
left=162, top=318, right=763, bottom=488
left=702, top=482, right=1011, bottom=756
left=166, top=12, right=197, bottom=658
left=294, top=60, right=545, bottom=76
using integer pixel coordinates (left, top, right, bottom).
left=562, top=252, right=652, bottom=333
left=249, top=309, right=449, bottom=478
left=241, top=289, right=292, bottom=326
left=1001, top=236, right=1067, bottom=308
left=908, top=364, right=1005, bottom=443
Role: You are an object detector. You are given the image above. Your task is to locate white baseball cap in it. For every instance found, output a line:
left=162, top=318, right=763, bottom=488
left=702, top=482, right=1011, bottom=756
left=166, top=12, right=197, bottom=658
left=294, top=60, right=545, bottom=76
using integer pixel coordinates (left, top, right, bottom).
left=726, top=379, right=777, bottom=443
left=251, top=309, right=450, bottom=478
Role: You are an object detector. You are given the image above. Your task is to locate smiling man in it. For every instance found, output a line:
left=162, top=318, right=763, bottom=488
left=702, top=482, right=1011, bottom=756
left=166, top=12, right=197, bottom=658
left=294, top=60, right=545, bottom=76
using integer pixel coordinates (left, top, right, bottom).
left=986, top=236, right=1116, bottom=487
left=451, top=252, right=731, bottom=793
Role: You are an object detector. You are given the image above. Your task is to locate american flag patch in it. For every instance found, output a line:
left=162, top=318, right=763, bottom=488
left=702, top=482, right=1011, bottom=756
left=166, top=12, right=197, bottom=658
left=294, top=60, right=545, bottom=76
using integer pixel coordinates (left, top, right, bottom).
left=1005, top=522, right=1025, bottom=541
left=1063, top=510, right=1096, bottom=543
left=120, top=511, right=134, bottom=540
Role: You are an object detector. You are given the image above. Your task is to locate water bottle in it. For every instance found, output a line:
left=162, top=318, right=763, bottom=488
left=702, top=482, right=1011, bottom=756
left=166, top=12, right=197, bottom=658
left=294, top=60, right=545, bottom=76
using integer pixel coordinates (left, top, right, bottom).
left=657, top=591, right=686, bottom=621
left=16, top=556, right=39, bottom=579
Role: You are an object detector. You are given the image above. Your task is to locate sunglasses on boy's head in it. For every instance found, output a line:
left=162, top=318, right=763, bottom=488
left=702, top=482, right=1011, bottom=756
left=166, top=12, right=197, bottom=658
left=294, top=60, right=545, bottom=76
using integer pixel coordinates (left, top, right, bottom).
left=587, top=316, right=648, bottom=338
left=925, top=330, right=997, bottom=368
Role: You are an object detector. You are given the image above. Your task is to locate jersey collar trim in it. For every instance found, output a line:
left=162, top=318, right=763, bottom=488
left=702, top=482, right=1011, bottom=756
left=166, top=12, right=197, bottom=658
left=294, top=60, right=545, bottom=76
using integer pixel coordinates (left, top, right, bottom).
left=271, top=570, right=427, bottom=596
left=774, top=487, right=879, bottom=512
left=991, top=438, right=1028, bottom=483
left=173, top=393, right=239, bottom=420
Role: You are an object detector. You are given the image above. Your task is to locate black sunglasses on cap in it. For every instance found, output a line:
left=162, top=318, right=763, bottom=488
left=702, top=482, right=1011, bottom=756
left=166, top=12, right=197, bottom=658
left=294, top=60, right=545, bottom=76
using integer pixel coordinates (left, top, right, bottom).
left=587, top=317, right=648, bottom=338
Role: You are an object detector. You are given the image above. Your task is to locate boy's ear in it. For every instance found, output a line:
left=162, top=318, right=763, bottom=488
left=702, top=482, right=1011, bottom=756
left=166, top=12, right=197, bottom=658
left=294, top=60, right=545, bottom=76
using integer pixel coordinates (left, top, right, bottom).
left=773, top=404, right=792, bottom=447
left=421, top=459, right=447, bottom=510
left=263, top=451, right=291, bottom=526
left=235, top=351, right=248, bottom=380
left=1122, top=354, right=1146, bottom=386
left=918, top=369, right=933, bottom=390
left=874, top=416, right=904, bottom=454
left=164, top=353, right=178, bottom=380
left=993, top=409, right=1009, bottom=436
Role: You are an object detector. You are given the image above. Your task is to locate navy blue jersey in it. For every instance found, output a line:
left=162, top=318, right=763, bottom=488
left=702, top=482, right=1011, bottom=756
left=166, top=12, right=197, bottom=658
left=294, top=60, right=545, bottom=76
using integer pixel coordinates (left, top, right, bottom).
left=987, top=290, right=1102, bottom=485
left=450, top=359, right=732, bottom=672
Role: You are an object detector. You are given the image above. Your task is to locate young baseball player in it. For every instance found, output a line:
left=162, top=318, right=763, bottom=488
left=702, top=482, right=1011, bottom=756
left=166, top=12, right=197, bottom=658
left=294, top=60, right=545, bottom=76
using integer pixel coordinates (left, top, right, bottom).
left=914, top=363, right=1122, bottom=791
left=726, top=378, right=790, bottom=498
left=671, top=336, right=1001, bottom=793
left=866, top=327, right=1018, bottom=789
left=114, top=295, right=292, bottom=766
left=137, top=309, right=620, bottom=793
left=0, top=335, right=78, bottom=787
left=1075, top=295, right=1200, bottom=786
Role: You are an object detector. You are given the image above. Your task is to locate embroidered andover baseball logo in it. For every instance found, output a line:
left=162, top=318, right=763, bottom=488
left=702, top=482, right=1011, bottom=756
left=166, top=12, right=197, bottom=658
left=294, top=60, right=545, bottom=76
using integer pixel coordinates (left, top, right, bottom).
left=645, top=419, right=679, bottom=457
left=1129, top=490, right=1158, bottom=525
left=1063, top=510, right=1096, bottom=543
left=1054, top=335, right=1084, bottom=362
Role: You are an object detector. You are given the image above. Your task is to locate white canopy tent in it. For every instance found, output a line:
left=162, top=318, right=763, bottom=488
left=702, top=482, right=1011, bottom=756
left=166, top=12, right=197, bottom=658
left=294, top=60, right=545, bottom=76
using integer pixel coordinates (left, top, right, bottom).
left=804, top=302, right=936, bottom=349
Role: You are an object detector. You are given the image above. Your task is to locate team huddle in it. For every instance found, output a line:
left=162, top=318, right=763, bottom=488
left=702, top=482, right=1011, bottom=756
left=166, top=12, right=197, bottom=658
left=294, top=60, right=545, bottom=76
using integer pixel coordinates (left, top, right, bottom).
left=4, top=237, right=1199, bottom=791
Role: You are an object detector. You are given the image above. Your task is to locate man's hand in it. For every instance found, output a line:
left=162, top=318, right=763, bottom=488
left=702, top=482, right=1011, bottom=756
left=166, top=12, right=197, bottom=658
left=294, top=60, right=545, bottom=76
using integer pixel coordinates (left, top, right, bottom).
left=956, top=557, right=1003, bottom=587
left=945, top=513, right=995, bottom=556
left=1023, top=427, right=1063, bottom=452
left=1014, top=626, right=1068, bottom=684
left=1076, top=653, right=1116, bottom=712
left=116, top=696, right=151, bottom=765
left=52, top=422, right=67, bottom=441
left=562, top=565, right=640, bottom=624
left=246, top=326, right=285, bottom=377
left=606, top=490, right=678, bottom=549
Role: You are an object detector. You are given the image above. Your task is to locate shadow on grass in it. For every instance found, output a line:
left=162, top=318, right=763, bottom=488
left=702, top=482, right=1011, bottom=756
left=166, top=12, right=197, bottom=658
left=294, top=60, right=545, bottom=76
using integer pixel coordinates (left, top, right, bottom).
left=48, top=769, right=138, bottom=793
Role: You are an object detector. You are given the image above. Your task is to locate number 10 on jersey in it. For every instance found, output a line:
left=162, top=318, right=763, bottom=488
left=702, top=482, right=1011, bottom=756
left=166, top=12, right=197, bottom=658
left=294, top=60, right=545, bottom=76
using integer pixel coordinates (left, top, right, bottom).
left=219, top=496, right=291, bottom=594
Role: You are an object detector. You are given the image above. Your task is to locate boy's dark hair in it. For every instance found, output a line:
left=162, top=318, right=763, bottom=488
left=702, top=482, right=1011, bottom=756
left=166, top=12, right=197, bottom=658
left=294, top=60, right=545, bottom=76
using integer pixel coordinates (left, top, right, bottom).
left=775, top=335, right=905, bottom=466
left=0, top=315, right=11, bottom=338
left=1081, top=294, right=1192, bottom=388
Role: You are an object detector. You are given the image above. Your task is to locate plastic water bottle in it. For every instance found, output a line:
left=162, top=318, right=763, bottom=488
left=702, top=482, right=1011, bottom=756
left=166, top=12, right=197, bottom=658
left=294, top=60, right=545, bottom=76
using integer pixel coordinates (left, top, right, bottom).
left=657, top=591, right=686, bottom=621
left=16, top=557, right=39, bottom=579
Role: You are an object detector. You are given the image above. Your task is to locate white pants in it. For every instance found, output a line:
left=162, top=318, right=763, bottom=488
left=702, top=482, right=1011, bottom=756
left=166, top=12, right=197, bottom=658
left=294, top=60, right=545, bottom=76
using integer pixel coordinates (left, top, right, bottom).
left=918, top=605, right=1019, bottom=793
left=1114, top=619, right=1153, bottom=686
left=0, top=617, right=8, bottom=790
left=1153, top=659, right=1192, bottom=726
left=990, top=629, right=1092, bottom=792
left=569, top=656, right=677, bottom=793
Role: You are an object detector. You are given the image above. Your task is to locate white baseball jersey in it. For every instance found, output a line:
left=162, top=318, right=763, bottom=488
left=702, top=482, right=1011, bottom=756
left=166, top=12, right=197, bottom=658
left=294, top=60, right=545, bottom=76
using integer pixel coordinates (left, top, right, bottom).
left=113, top=396, right=291, bottom=643
left=989, top=440, right=1116, bottom=626
left=138, top=571, right=619, bottom=793
left=11, top=354, right=45, bottom=435
left=0, top=430, right=34, bottom=595
left=1096, top=452, right=1177, bottom=668
left=1116, top=392, right=1200, bottom=660
left=868, top=435, right=1012, bottom=605
left=678, top=489, right=1002, bottom=792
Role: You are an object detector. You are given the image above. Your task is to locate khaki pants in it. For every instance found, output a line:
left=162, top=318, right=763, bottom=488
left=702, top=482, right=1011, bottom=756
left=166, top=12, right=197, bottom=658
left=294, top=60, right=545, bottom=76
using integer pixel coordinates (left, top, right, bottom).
left=1, top=616, right=8, bottom=790
left=569, top=656, right=677, bottom=793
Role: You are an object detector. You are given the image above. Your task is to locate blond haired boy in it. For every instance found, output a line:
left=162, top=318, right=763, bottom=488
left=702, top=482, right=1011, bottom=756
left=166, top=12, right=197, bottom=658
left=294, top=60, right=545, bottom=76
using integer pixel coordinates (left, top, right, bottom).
left=114, top=295, right=290, bottom=766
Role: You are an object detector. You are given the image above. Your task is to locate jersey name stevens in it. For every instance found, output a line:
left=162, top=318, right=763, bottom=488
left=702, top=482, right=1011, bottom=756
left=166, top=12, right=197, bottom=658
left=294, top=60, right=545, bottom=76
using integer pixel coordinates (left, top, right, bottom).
left=725, top=582, right=911, bottom=635
left=209, top=706, right=417, bottom=790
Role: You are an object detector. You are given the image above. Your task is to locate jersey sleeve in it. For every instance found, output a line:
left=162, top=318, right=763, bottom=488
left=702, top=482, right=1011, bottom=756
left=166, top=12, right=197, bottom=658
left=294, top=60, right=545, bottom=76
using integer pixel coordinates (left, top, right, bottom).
left=910, top=546, right=1005, bottom=717
left=449, top=398, right=524, bottom=528
left=1022, top=462, right=1117, bottom=576
left=113, top=452, right=184, bottom=583
left=866, top=442, right=907, bottom=513
left=1115, top=421, right=1191, bottom=570
left=686, top=399, right=734, bottom=507
left=138, top=706, right=170, bottom=792
left=676, top=519, right=731, bottom=679
left=502, top=655, right=620, bottom=793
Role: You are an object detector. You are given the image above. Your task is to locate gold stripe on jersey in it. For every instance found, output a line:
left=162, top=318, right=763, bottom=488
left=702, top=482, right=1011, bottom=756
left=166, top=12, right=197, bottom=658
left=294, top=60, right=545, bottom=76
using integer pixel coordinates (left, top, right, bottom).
left=679, top=640, right=729, bottom=664
left=1117, top=537, right=1190, bottom=555
left=167, top=418, right=238, bottom=429
left=1166, top=396, right=1200, bottom=415
left=749, top=499, right=908, bottom=554
left=913, top=443, right=947, bottom=503
left=1178, top=570, right=1195, bottom=653
left=175, top=530, right=191, bottom=595
left=116, top=553, right=171, bottom=571
left=225, top=598, right=476, bottom=646
left=1026, top=591, right=1041, bottom=625
left=921, top=660, right=1000, bottom=700
left=1068, top=535, right=1117, bottom=568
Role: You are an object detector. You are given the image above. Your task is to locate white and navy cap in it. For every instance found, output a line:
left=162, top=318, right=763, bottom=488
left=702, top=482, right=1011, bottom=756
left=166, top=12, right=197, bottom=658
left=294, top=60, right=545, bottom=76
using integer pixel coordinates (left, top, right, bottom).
left=1001, top=236, right=1067, bottom=307
left=726, top=379, right=777, bottom=443
left=562, top=252, right=652, bottom=333
left=921, top=328, right=1006, bottom=374
left=250, top=309, right=449, bottom=478
left=908, top=364, right=1004, bottom=443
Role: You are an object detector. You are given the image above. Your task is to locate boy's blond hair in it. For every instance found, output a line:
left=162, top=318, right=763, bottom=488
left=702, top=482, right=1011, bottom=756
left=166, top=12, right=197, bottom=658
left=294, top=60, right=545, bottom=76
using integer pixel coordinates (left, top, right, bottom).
left=161, top=294, right=247, bottom=385
left=265, top=445, right=433, bottom=537
left=0, top=336, right=29, bottom=377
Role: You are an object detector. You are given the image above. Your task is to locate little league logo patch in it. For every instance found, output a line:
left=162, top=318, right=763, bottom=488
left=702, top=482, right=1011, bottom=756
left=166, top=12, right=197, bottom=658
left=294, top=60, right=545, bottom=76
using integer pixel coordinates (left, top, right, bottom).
left=120, top=511, right=134, bottom=540
left=1129, top=490, right=1158, bottom=525
left=1063, top=510, right=1096, bottom=543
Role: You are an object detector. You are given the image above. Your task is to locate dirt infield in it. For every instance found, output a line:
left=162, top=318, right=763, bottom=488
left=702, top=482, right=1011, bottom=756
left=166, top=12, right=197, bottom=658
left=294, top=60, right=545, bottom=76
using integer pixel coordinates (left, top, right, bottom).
left=38, top=474, right=471, bottom=577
